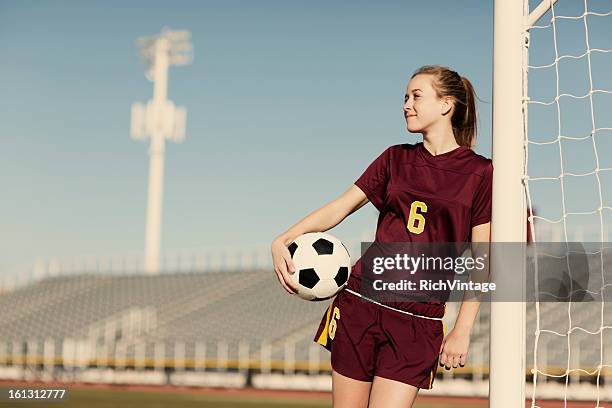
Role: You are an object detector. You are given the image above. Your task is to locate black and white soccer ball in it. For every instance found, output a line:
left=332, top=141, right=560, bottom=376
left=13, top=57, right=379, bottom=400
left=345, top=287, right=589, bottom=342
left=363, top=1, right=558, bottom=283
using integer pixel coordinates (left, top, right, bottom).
left=287, top=232, right=351, bottom=301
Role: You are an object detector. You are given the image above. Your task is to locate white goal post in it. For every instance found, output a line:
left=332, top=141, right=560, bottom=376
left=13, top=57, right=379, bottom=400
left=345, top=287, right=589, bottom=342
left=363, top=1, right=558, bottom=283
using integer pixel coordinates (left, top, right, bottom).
left=492, top=0, right=612, bottom=406
left=491, top=0, right=530, bottom=406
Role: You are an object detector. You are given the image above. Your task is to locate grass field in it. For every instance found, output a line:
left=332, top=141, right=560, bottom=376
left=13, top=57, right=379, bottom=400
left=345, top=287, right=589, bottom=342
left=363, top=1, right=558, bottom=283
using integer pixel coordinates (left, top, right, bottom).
left=0, top=387, right=486, bottom=408
left=1, top=389, right=330, bottom=408
left=2, top=384, right=605, bottom=408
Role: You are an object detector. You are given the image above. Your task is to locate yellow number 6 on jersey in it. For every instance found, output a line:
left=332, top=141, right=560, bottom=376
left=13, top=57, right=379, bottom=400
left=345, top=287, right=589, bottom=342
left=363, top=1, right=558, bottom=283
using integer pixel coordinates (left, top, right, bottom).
left=407, top=201, right=427, bottom=234
left=328, top=306, right=340, bottom=340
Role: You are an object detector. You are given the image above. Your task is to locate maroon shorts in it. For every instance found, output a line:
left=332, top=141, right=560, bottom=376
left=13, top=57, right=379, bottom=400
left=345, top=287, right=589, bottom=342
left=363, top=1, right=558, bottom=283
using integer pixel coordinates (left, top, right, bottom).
left=313, top=288, right=445, bottom=389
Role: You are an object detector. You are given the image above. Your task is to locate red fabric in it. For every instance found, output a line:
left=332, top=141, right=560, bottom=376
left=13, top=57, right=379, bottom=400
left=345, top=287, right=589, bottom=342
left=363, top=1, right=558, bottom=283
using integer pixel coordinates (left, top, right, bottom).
left=314, top=289, right=444, bottom=389
left=348, top=142, right=493, bottom=311
left=313, top=142, right=492, bottom=388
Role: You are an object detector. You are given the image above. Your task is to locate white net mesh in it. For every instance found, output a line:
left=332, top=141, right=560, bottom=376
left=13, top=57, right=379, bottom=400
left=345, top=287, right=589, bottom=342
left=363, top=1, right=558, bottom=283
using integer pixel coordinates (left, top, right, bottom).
left=524, top=0, right=612, bottom=404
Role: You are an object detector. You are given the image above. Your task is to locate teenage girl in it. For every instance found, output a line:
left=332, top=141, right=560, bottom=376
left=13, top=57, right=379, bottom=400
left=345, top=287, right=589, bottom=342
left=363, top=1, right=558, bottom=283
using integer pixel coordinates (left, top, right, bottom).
left=271, top=65, right=492, bottom=408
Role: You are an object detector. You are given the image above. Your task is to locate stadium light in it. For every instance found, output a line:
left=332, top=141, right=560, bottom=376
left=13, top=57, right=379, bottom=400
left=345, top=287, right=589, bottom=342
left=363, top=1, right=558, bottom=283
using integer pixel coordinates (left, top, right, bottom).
left=130, top=27, right=193, bottom=274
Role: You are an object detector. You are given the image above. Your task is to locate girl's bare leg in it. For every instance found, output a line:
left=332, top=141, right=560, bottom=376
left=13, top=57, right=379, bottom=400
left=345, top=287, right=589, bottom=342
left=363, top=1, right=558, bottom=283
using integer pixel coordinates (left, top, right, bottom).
left=367, top=376, right=419, bottom=408
left=332, top=369, right=372, bottom=408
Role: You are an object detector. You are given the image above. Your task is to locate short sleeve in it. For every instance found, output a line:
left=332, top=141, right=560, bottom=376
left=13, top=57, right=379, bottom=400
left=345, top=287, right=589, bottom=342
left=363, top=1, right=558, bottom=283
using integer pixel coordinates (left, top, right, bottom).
left=354, top=146, right=392, bottom=212
left=471, top=161, right=493, bottom=228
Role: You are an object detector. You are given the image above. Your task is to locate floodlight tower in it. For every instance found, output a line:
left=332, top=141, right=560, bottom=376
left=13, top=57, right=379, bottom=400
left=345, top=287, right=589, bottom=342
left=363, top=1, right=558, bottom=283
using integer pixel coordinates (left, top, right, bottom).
left=130, top=28, right=192, bottom=274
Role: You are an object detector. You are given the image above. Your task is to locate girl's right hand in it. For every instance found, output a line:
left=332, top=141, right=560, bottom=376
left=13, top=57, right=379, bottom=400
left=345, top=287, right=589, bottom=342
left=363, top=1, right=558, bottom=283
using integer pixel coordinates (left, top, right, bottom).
left=271, top=237, right=298, bottom=295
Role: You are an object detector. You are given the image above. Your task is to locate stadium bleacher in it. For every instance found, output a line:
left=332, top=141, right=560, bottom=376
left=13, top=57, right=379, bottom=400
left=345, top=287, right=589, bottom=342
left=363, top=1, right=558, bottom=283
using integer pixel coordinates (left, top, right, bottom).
left=0, top=268, right=610, bottom=374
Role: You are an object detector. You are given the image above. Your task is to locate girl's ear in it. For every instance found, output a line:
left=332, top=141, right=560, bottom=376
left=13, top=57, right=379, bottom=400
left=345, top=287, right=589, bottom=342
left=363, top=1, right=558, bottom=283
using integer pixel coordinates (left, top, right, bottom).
left=441, top=96, right=453, bottom=116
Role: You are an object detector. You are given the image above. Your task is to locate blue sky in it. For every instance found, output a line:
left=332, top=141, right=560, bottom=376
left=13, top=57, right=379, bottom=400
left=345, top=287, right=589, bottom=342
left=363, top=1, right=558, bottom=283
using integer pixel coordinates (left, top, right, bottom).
left=0, top=0, right=610, bottom=277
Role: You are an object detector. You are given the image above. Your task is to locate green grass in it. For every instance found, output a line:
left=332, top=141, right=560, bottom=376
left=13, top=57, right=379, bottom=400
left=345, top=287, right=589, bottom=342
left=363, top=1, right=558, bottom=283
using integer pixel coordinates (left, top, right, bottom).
left=0, top=388, right=483, bottom=408
left=0, top=389, right=329, bottom=408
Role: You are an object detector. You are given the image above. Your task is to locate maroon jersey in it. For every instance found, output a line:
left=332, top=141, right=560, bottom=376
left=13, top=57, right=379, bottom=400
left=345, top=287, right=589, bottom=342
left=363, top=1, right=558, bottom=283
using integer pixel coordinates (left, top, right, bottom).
left=347, top=142, right=493, bottom=313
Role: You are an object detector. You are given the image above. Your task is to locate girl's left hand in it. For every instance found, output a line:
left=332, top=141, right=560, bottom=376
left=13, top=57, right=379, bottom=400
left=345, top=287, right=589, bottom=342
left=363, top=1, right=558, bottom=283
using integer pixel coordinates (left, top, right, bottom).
left=439, top=327, right=470, bottom=370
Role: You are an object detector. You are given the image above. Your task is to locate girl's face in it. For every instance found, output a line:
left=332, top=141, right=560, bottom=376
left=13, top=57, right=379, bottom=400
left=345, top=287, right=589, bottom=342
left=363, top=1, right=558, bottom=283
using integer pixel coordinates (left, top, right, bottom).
left=403, top=74, right=452, bottom=134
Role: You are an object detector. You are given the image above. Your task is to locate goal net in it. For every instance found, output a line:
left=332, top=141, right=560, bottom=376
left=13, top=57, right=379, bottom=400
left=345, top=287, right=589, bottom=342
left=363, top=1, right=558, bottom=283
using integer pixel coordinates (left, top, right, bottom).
left=520, top=0, right=611, bottom=405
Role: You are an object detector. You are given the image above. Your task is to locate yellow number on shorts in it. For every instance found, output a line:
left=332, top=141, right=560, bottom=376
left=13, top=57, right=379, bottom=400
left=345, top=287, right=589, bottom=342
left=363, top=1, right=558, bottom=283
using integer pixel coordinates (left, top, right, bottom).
left=407, top=200, right=427, bottom=234
left=328, top=306, right=340, bottom=340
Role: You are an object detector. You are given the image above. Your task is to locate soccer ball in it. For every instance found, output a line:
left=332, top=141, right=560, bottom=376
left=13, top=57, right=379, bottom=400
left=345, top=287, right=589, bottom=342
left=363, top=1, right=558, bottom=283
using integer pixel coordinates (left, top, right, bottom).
left=287, top=232, right=351, bottom=301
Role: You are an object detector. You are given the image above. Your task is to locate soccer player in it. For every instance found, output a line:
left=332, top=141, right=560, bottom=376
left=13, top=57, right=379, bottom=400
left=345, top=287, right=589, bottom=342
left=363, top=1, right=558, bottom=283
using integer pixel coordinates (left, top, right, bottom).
left=271, top=65, right=492, bottom=407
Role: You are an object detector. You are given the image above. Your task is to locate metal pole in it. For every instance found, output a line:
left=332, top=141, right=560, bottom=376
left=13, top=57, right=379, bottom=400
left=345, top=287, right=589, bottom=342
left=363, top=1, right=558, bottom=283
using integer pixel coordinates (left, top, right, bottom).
left=144, top=38, right=169, bottom=274
left=491, top=0, right=527, bottom=405
left=132, top=29, right=191, bottom=274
